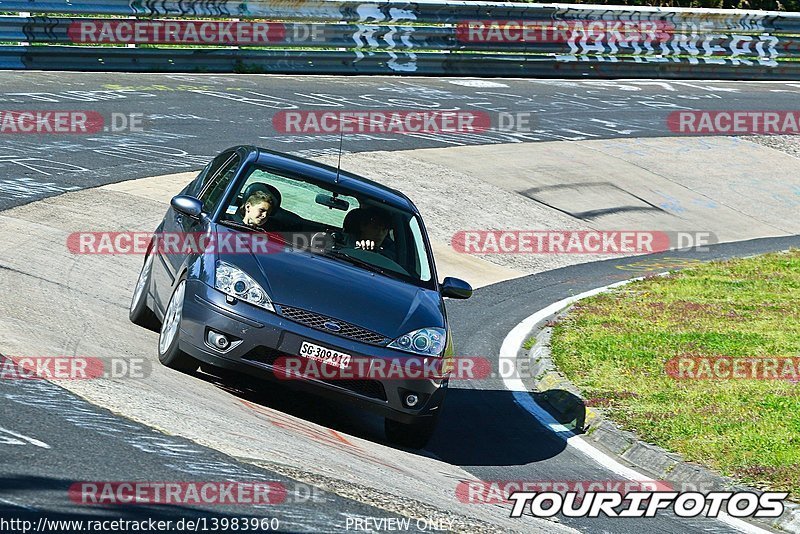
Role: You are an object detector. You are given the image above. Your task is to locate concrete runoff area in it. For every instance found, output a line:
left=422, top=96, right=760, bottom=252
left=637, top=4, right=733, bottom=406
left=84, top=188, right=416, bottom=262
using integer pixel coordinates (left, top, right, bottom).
left=406, top=136, right=799, bottom=241
left=317, top=135, right=800, bottom=274
left=1, top=135, right=799, bottom=530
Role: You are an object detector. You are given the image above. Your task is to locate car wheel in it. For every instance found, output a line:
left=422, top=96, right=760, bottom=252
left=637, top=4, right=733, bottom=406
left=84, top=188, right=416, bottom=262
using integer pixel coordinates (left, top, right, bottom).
left=129, top=253, right=160, bottom=331
left=157, top=278, right=198, bottom=372
left=385, top=414, right=439, bottom=449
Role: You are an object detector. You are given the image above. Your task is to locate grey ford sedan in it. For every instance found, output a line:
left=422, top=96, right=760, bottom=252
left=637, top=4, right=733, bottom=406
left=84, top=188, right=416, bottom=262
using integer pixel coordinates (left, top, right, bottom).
left=129, top=146, right=472, bottom=448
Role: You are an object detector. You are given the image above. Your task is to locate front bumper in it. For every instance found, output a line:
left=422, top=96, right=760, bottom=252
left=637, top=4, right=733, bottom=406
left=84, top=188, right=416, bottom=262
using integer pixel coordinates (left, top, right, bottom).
left=179, top=279, right=448, bottom=423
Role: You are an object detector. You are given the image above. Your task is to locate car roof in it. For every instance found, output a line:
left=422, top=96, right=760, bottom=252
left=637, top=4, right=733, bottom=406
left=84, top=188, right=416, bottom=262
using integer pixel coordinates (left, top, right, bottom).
left=237, top=146, right=418, bottom=213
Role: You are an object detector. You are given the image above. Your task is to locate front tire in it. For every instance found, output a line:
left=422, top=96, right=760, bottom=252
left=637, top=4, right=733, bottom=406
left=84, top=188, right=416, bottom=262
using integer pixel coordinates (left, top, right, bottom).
left=385, top=414, right=439, bottom=449
left=129, top=253, right=159, bottom=331
left=158, top=279, right=198, bottom=372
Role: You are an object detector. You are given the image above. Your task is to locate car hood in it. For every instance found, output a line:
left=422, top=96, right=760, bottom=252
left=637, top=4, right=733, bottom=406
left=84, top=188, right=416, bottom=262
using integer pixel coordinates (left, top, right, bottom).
left=217, top=236, right=444, bottom=340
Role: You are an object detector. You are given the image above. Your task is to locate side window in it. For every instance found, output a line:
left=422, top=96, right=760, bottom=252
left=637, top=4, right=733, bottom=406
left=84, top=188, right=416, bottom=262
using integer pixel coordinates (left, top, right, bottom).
left=186, top=161, right=213, bottom=197
left=199, top=154, right=240, bottom=213
left=203, top=153, right=234, bottom=187
left=185, top=152, right=234, bottom=198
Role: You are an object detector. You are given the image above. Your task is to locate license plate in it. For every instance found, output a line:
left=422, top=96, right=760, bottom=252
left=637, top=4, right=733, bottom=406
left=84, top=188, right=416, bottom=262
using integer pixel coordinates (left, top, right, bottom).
left=298, top=341, right=351, bottom=369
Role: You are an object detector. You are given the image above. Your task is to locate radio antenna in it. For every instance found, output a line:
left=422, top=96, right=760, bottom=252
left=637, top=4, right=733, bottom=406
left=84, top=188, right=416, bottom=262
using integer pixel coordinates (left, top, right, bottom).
left=335, top=117, right=345, bottom=184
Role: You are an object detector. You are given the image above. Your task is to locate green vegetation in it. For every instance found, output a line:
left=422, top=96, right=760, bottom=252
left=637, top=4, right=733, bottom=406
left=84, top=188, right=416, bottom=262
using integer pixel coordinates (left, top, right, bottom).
left=547, top=250, right=800, bottom=495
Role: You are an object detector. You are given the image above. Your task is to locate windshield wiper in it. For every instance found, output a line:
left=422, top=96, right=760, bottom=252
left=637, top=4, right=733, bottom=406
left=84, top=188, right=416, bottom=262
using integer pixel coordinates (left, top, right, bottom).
left=321, top=249, right=389, bottom=277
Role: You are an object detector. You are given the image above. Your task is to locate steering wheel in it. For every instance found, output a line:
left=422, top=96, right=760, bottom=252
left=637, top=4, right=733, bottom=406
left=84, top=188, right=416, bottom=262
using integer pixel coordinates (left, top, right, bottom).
left=339, top=246, right=409, bottom=275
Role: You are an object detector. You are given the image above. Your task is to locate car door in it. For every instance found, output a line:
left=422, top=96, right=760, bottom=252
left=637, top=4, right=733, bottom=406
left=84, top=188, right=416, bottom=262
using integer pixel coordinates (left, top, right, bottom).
left=151, top=150, right=240, bottom=313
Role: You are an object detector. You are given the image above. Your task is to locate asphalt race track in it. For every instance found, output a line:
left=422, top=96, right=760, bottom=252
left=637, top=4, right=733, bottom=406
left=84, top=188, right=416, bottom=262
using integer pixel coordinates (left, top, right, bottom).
left=0, top=368, right=424, bottom=531
left=2, top=73, right=800, bottom=211
left=1, top=73, right=799, bottom=533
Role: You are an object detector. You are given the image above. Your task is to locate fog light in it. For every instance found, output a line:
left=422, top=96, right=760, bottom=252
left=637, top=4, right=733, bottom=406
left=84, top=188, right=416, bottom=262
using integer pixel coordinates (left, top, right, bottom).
left=208, top=331, right=230, bottom=350
left=405, top=394, right=419, bottom=408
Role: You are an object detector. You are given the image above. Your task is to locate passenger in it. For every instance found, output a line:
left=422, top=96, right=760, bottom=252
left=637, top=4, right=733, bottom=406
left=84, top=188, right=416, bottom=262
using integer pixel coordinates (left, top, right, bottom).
left=235, top=190, right=278, bottom=229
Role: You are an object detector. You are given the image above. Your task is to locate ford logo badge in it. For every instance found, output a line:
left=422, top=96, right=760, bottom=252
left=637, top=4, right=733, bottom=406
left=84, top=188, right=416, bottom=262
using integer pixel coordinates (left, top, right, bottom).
left=323, top=321, right=341, bottom=332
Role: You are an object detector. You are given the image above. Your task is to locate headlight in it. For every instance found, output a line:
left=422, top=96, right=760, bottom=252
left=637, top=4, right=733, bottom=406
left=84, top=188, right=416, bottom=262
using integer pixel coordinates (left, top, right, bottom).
left=215, top=261, right=274, bottom=312
left=388, top=327, right=446, bottom=357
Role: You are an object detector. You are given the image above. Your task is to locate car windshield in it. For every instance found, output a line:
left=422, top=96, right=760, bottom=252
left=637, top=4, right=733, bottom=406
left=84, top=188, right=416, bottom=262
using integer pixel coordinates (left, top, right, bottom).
left=220, top=164, right=434, bottom=289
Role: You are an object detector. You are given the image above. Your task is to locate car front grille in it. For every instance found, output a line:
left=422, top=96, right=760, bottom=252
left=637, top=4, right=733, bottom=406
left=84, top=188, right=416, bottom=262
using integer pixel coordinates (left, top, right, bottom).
left=278, top=305, right=389, bottom=346
left=242, top=347, right=387, bottom=401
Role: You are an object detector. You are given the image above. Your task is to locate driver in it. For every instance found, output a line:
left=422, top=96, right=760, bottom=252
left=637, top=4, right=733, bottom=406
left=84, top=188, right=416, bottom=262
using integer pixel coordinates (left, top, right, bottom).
left=347, top=208, right=395, bottom=259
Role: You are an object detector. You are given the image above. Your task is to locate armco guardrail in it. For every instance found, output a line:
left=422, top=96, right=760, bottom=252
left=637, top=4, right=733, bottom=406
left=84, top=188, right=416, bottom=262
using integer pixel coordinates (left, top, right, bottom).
left=0, top=0, right=799, bottom=77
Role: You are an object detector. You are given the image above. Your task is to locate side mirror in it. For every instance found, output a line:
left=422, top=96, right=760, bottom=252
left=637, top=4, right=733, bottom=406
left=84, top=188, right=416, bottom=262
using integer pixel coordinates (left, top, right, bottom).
left=171, top=195, right=204, bottom=220
left=441, top=277, right=472, bottom=299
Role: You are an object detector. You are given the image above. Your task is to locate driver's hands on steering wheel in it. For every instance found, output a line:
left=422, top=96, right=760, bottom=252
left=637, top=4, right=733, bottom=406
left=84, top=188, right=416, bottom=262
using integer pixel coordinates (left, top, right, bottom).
left=355, top=239, right=377, bottom=251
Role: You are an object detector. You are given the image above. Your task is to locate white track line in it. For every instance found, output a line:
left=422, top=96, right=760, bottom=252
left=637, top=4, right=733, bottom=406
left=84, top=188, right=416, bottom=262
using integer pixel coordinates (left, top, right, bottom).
left=0, top=426, right=51, bottom=449
left=499, top=278, right=774, bottom=534
left=0, top=496, right=37, bottom=511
